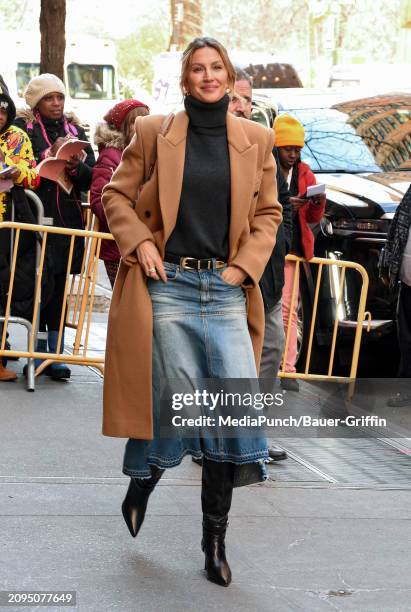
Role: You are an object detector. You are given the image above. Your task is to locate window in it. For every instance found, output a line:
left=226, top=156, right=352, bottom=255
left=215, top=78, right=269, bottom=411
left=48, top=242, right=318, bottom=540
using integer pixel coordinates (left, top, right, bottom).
left=283, top=109, right=383, bottom=173
left=16, top=63, right=40, bottom=97
left=67, top=64, right=115, bottom=100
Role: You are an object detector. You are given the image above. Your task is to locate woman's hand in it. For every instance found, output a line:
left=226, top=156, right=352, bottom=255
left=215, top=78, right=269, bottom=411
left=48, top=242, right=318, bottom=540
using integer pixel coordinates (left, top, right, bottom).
left=312, top=193, right=326, bottom=206
left=290, top=196, right=306, bottom=212
left=221, top=265, right=247, bottom=286
left=65, top=154, right=81, bottom=174
left=49, top=137, right=68, bottom=157
left=137, top=240, right=166, bottom=282
left=9, top=167, right=21, bottom=183
left=0, top=167, right=21, bottom=183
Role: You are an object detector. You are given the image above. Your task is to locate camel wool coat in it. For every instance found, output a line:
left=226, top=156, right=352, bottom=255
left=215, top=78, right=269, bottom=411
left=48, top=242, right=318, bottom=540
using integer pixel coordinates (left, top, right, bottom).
left=102, top=110, right=282, bottom=439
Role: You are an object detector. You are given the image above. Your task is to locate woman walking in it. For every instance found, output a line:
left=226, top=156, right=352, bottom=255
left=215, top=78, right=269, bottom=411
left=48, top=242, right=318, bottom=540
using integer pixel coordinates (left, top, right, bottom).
left=102, top=37, right=281, bottom=586
left=91, top=99, right=149, bottom=288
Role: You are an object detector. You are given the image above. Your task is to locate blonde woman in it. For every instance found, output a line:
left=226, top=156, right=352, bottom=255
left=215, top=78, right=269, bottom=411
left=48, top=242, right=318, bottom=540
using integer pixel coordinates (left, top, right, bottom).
left=102, top=37, right=282, bottom=587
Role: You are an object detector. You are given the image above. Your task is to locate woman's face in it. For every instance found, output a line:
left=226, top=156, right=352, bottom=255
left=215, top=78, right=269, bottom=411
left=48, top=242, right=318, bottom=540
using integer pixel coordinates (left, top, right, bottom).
left=37, top=92, right=65, bottom=120
left=185, top=46, right=228, bottom=104
left=277, top=145, right=302, bottom=171
left=0, top=108, right=8, bottom=131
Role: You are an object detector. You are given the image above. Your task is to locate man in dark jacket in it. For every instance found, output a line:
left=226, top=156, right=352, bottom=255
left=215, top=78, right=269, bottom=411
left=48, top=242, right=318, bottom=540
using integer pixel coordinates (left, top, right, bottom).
left=229, top=70, right=293, bottom=461
left=381, top=185, right=411, bottom=406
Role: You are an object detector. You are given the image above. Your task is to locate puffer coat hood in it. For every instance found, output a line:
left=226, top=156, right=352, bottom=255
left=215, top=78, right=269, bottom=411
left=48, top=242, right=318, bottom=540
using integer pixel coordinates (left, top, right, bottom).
left=94, top=122, right=125, bottom=152
left=0, top=75, right=16, bottom=134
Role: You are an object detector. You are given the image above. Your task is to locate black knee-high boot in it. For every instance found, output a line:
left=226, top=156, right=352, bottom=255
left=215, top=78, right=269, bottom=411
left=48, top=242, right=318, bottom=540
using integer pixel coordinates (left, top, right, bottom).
left=122, top=465, right=164, bottom=538
left=201, top=458, right=235, bottom=587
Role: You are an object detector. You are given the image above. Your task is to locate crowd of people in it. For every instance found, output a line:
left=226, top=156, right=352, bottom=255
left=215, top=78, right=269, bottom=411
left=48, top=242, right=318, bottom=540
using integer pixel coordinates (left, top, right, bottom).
left=0, top=35, right=409, bottom=587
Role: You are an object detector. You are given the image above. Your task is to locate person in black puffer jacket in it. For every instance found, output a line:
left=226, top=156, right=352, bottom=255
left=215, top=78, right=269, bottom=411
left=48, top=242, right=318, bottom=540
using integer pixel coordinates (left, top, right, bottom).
left=380, top=184, right=411, bottom=407
left=15, top=73, right=96, bottom=380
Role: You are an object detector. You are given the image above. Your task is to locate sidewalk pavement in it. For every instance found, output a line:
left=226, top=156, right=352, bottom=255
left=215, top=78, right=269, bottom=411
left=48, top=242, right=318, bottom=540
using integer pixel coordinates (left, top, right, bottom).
left=1, top=366, right=410, bottom=611
left=1, top=305, right=411, bottom=610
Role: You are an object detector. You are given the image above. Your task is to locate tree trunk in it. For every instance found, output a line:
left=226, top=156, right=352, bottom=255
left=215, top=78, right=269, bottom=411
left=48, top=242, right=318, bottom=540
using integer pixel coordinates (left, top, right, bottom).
left=39, top=0, right=66, bottom=80
left=169, top=0, right=202, bottom=51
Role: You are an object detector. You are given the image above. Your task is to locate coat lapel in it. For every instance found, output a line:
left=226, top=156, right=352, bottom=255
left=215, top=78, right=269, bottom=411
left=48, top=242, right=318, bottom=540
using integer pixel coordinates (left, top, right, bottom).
left=226, top=113, right=258, bottom=259
left=157, top=111, right=188, bottom=249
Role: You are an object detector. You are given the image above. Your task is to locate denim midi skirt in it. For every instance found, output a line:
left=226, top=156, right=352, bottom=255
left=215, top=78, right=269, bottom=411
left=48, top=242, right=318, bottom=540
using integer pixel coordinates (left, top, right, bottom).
left=123, top=262, right=269, bottom=479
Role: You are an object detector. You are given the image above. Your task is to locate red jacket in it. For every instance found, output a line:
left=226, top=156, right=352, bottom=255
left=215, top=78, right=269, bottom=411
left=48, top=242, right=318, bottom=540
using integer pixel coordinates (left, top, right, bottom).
left=90, top=146, right=122, bottom=261
left=295, top=161, right=325, bottom=260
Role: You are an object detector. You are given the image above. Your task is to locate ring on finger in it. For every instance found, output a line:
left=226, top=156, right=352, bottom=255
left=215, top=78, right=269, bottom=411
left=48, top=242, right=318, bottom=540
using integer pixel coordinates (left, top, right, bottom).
left=148, top=266, right=156, bottom=274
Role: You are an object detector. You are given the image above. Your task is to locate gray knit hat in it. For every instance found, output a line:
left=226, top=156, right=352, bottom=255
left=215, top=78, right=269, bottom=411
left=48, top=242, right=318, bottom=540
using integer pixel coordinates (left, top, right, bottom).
left=24, top=73, right=66, bottom=109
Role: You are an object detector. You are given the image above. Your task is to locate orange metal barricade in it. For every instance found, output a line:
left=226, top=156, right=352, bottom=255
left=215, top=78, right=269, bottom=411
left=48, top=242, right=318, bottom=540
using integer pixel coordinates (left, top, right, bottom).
left=279, top=254, right=370, bottom=398
left=0, top=220, right=113, bottom=390
left=0, top=221, right=370, bottom=397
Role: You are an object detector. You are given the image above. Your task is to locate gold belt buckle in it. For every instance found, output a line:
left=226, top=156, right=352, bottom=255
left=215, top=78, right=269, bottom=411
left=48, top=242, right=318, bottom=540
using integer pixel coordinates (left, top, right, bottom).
left=180, top=257, right=225, bottom=270
left=180, top=257, right=196, bottom=270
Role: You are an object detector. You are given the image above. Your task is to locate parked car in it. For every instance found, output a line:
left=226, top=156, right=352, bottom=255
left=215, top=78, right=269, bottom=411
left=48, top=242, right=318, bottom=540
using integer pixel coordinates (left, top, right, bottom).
left=229, top=52, right=304, bottom=88
left=328, top=63, right=411, bottom=91
left=242, top=62, right=302, bottom=89
left=252, top=89, right=411, bottom=373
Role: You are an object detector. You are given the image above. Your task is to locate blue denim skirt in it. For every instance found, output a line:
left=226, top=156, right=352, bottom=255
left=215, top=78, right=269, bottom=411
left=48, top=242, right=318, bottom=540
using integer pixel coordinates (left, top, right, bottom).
left=123, top=262, right=269, bottom=479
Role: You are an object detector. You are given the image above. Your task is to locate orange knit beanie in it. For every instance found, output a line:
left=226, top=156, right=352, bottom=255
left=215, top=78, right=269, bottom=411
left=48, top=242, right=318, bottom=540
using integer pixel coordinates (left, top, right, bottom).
left=274, top=114, right=305, bottom=147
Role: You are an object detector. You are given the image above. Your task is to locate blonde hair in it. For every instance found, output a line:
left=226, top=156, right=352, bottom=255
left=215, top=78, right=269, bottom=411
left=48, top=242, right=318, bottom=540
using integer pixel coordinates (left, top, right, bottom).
left=180, top=37, right=236, bottom=96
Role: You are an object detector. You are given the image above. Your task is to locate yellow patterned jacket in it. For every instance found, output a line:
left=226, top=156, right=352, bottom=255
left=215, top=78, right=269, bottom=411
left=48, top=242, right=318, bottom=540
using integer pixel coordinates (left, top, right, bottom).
left=0, top=125, right=39, bottom=222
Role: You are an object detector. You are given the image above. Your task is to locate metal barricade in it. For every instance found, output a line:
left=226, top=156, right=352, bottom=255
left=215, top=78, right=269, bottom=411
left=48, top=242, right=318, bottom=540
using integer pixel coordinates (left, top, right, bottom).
left=0, top=190, right=45, bottom=391
left=0, top=220, right=113, bottom=391
left=1, top=219, right=370, bottom=397
left=279, top=254, right=370, bottom=399
left=65, top=211, right=101, bottom=363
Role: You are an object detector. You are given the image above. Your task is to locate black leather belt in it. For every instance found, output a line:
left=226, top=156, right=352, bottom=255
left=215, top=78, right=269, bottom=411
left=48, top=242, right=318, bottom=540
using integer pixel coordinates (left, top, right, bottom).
left=164, top=253, right=226, bottom=270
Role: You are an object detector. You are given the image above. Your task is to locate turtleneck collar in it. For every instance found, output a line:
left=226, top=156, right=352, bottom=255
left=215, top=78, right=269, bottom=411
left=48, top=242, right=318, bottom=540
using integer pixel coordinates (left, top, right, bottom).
left=40, top=114, right=65, bottom=129
left=184, top=94, right=229, bottom=128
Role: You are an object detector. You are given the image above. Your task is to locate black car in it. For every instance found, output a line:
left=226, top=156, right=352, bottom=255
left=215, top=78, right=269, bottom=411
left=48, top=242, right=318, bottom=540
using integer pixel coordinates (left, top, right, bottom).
left=243, top=62, right=302, bottom=88
left=252, top=89, right=411, bottom=374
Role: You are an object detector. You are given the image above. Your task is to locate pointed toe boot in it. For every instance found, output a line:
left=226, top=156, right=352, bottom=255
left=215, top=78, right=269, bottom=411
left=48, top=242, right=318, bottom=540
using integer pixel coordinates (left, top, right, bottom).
left=121, top=466, right=164, bottom=538
left=202, top=519, right=232, bottom=586
left=201, top=458, right=235, bottom=587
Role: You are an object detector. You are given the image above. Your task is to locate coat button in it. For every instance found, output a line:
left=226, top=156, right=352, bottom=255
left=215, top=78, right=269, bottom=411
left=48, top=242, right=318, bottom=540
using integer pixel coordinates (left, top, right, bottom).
left=144, top=210, right=151, bottom=218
